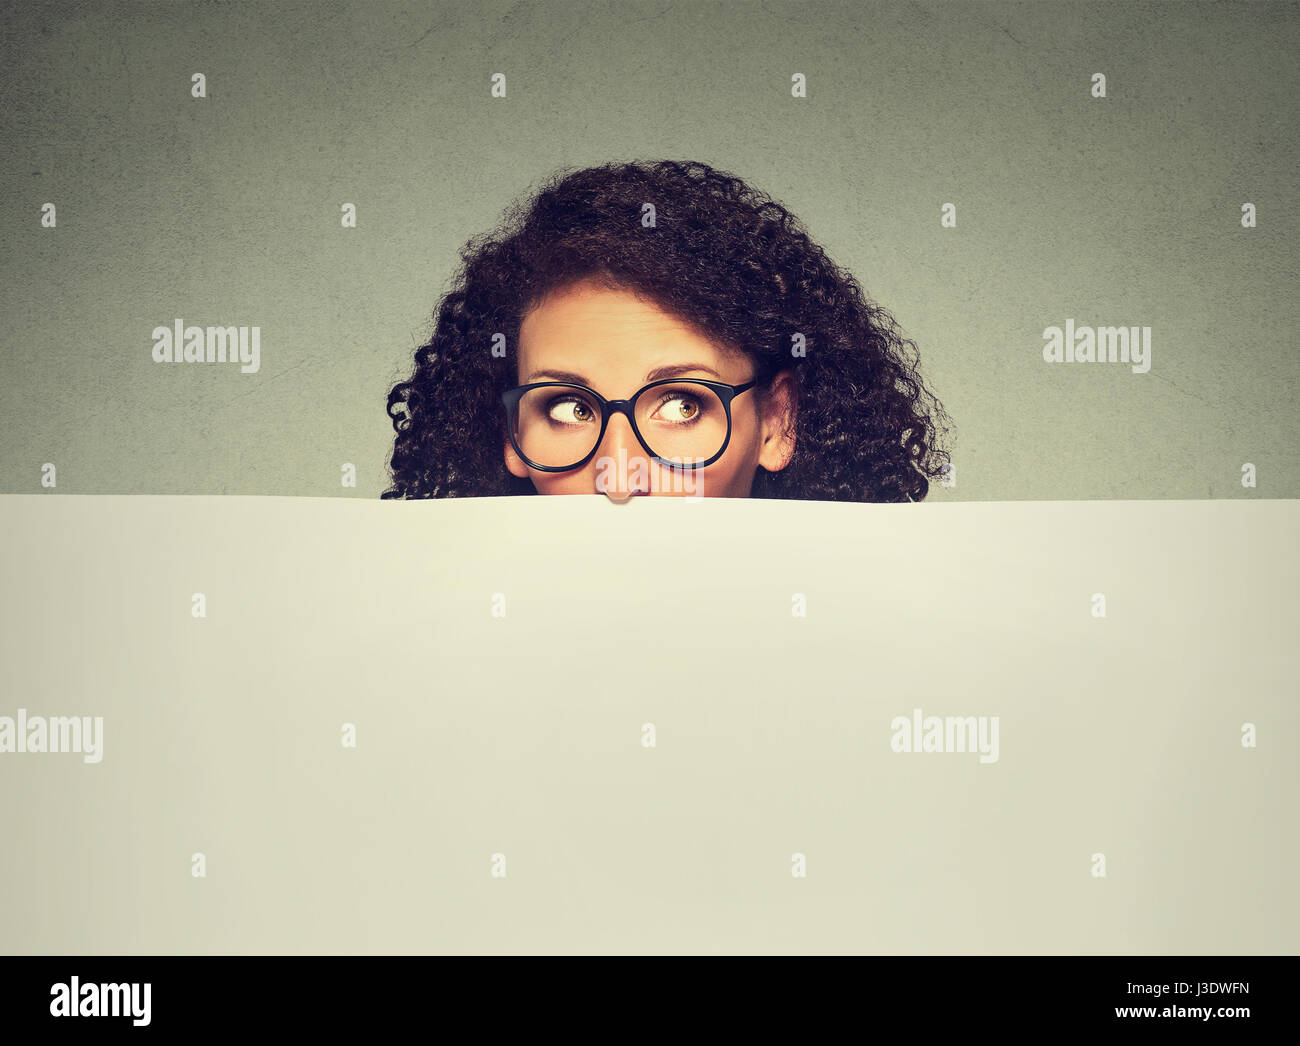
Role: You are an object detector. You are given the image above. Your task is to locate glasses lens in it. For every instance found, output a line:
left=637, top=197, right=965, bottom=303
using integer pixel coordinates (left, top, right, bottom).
left=514, top=385, right=604, bottom=468
left=634, top=382, right=727, bottom=465
left=512, top=382, right=730, bottom=469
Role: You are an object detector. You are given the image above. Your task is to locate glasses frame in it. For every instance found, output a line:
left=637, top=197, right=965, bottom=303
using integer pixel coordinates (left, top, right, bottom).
left=502, top=377, right=758, bottom=472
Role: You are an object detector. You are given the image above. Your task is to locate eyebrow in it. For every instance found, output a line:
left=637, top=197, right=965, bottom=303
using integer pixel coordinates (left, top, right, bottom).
left=524, top=363, right=724, bottom=384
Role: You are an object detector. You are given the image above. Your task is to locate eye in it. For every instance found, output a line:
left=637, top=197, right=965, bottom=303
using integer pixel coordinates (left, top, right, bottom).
left=547, top=396, right=596, bottom=424
left=653, top=392, right=703, bottom=423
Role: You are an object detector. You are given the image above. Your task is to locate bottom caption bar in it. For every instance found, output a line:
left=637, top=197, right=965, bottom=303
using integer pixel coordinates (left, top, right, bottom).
left=0, top=956, right=1288, bottom=1033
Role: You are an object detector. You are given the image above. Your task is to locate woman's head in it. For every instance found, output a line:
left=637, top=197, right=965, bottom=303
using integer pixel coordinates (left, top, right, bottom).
left=384, top=159, right=951, bottom=501
left=506, top=278, right=795, bottom=498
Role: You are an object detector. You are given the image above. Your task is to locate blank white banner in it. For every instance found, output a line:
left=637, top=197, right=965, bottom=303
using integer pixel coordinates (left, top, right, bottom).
left=0, top=494, right=1295, bottom=954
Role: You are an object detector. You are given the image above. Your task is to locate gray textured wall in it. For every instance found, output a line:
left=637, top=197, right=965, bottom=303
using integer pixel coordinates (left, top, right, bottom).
left=1, top=0, right=1297, bottom=499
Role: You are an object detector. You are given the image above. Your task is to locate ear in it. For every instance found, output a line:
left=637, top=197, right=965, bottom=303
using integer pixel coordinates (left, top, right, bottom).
left=504, top=422, right=531, bottom=479
left=756, top=369, right=797, bottom=473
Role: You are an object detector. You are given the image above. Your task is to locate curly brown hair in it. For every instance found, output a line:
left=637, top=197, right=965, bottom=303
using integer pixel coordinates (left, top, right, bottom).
left=383, top=159, right=952, bottom=501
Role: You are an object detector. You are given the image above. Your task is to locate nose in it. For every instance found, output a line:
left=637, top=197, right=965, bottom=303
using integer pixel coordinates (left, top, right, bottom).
left=595, top=412, right=652, bottom=500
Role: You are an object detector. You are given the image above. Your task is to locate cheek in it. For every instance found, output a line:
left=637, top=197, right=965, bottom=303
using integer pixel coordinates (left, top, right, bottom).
left=725, top=410, right=762, bottom=460
left=695, top=440, right=750, bottom=496
left=533, top=470, right=587, bottom=494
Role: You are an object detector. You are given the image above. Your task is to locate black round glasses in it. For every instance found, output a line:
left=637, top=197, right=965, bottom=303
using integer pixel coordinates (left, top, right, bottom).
left=502, top=377, right=758, bottom=472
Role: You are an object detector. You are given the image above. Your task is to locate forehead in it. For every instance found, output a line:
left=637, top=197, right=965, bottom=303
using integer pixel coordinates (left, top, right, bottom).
left=519, top=281, right=722, bottom=356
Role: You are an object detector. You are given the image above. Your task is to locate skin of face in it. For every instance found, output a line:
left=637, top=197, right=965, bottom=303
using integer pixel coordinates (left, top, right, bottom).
left=504, top=280, right=797, bottom=500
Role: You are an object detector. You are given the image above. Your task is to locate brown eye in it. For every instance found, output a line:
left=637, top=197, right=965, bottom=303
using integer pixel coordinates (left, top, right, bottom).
left=547, top=397, right=596, bottom=424
left=656, top=394, right=702, bottom=423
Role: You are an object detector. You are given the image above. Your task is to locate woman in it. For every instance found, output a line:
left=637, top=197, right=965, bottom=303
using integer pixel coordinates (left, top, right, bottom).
left=383, top=160, right=952, bottom=501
